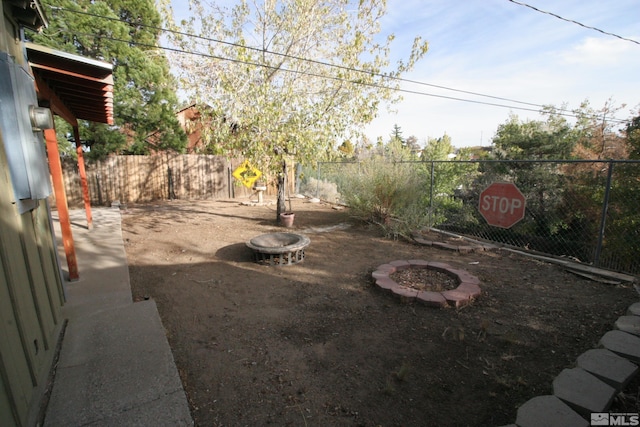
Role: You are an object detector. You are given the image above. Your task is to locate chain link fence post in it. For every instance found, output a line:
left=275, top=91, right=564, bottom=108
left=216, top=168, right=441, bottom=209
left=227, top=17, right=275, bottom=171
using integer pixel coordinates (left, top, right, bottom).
left=594, top=160, right=614, bottom=267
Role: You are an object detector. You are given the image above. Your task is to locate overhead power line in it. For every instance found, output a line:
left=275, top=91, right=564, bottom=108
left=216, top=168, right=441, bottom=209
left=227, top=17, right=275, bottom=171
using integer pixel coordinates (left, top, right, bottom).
left=65, top=29, right=631, bottom=125
left=506, top=0, right=640, bottom=46
left=47, top=6, right=550, bottom=110
left=67, top=29, right=550, bottom=113
left=46, top=6, right=631, bottom=125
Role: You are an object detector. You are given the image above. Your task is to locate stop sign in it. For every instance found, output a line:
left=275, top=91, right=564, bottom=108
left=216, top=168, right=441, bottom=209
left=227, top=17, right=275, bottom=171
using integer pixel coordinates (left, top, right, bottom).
left=478, top=182, right=526, bottom=228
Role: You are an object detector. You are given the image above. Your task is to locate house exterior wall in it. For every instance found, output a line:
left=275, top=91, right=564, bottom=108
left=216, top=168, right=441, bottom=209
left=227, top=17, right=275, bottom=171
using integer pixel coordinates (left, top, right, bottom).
left=0, top=2, right=65, bottom=426
left=176, top=105, right=206, bottom=152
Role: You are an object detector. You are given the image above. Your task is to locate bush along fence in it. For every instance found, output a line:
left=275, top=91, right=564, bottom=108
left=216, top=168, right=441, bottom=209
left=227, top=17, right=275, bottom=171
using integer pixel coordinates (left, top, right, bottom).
left=57, top=154, right=295, bottom=207
left=313, top=159, right=640, bottom=276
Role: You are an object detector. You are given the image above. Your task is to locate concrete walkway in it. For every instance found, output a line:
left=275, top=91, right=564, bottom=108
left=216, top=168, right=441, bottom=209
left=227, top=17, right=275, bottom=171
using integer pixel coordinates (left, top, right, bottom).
left=44, top=207, right=193, bottom=426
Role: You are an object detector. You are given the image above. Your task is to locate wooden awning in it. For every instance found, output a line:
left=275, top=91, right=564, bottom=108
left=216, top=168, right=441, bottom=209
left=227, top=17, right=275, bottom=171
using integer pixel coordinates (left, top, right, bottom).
left=24, top=42, right=115, bottom=280
left=25, top=42, right=114, bottom=126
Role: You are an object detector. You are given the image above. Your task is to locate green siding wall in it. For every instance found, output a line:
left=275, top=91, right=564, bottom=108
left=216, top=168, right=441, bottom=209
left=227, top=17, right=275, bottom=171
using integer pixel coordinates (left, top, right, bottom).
left=0, top=109, right=65, bottom=427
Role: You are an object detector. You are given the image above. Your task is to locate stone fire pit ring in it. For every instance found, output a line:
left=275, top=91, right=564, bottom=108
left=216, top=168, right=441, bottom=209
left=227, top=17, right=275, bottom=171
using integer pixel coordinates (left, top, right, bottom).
left=246, top=232, right=310, bottom=266
left=372, top=260, right=482, bottom=308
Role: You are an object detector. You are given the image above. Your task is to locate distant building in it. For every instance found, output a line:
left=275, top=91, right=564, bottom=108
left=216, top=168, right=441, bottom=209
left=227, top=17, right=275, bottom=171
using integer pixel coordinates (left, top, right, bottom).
left=175, top=103, right=208, bottom=152
left=172, top=104, right=239, bottom=154
left=461, top=145, right=493, bottom=160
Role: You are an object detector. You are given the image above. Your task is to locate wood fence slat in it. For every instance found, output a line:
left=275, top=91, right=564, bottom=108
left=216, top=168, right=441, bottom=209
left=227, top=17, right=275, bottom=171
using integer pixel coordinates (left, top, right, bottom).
left=55, top=154, right=294, bottom=206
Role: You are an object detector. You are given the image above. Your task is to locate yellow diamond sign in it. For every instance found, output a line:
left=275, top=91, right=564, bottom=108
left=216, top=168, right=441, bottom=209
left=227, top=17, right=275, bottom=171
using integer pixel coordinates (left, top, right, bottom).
left=232, top=161, right=263, bottom=188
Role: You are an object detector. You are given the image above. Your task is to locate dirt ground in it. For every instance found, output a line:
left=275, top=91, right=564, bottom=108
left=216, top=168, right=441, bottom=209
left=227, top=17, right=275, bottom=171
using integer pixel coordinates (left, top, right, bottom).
left=121, top=197, right=638, bottom=427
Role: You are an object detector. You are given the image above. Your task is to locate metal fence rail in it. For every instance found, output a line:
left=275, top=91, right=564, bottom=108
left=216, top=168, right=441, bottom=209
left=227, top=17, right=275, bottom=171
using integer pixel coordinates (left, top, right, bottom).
left=312, top=159, right=640, bottom=276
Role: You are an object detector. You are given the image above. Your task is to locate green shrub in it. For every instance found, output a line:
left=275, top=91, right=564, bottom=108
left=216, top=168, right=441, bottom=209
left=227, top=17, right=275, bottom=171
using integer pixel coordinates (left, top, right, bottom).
left=299, top=177, right=342, bottom=203
left=340, top=158, right=430, bottom=237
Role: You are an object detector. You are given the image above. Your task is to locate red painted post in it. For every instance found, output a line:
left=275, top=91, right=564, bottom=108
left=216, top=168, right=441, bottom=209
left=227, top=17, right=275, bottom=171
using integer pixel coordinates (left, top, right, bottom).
left=73, top=126, right=92, bottom=229
left=44, top=128, right=79, bottom=281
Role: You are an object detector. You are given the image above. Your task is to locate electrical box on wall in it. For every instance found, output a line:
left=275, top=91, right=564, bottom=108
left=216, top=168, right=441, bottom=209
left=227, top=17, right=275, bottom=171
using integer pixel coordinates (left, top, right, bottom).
left=0, top=51, right=52, bottom=212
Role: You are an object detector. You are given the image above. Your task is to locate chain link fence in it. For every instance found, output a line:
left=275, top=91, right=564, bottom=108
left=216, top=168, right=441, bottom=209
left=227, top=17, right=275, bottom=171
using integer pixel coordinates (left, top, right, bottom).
left=308, top=159, right=640, bottom=276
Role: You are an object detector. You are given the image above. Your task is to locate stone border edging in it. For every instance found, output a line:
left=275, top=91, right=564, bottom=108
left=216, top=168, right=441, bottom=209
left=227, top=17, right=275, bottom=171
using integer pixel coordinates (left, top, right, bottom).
left=506, top=301, right=640, bottom=427
left=372, top=260, right=482, bottom=308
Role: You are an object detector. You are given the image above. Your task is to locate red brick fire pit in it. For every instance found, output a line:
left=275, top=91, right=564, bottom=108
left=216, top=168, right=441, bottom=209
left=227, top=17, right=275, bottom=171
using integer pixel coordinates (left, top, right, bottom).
left=372, top=260, right=482, bottom=308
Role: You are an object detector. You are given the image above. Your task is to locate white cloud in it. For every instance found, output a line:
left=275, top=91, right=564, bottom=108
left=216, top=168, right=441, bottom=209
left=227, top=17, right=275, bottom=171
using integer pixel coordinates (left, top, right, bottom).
left=165, top=0, right=640, bottom=148
left=560, top=36, right=638, bottom=65
left=362, top=0, right=640, bottom=147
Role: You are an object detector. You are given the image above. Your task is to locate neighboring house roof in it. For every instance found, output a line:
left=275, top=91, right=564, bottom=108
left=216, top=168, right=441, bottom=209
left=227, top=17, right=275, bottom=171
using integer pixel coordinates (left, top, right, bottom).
left=148, top=104, right=236, bottom=154
left=25, top=42, right=114, bottom=125
left=143, top=103, right=204, bottom=153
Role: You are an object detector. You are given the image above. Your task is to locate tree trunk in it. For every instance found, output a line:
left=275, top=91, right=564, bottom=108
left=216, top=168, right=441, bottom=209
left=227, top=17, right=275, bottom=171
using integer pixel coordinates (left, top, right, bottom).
left=277, top=174, right=285, bottom=223
left=277, top=160, right=287, bottom=223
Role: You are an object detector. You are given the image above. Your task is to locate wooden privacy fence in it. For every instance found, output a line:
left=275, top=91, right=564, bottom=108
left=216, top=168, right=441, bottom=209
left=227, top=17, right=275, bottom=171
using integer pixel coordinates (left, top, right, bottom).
left=58, top=154, right=290, bottom=207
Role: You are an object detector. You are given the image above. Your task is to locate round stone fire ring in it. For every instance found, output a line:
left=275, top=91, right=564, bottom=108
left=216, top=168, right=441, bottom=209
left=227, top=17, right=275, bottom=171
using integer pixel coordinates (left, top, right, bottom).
left=246, top=232, right=310, bottom=266
left=372, top=260, right=482, bottom=308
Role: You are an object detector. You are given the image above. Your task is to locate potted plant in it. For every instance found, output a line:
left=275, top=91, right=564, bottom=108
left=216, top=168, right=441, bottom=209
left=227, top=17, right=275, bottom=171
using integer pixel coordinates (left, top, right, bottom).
left=279, top=211, right=295, bottom=227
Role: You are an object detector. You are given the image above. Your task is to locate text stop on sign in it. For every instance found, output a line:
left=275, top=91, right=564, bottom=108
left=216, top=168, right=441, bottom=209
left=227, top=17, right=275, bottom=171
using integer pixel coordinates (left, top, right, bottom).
left=480, top=195, right=523, bottom=215
left=478, top=182, right=526, bottom=228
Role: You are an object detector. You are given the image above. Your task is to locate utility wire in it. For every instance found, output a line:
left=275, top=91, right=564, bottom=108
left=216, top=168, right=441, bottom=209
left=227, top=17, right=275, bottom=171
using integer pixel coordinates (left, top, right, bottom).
left=69, top=30, right=544, bottom=112
left=506, top=0, right=640, bottom=46
left=66, top=29, right=630, bottom=125
left=49, top=6, right=548, bottom=110
left=46, top=6, right=631, bottom=125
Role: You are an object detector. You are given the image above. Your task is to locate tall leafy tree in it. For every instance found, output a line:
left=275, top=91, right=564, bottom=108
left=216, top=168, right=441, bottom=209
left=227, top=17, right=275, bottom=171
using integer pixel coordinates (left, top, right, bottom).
left=420, top=134, right=476, bottom=226
left=30, top=0, right=186, bottom=158
left=422, top=134, right=453, bottom=161
left=604, top=112, right=640, bottom=271
left=404, top=135, right=421, bottom=154
left=570, top=99, right=627, bottom=160
left=390, top=124, right=405, bottom=146
left=491, top=111, right=574, bottom=161
left=626, top=113, right=640, bottom=159
left=485, top=112, right=578, bottom=237
left=160, top=0, right=428, bottom=217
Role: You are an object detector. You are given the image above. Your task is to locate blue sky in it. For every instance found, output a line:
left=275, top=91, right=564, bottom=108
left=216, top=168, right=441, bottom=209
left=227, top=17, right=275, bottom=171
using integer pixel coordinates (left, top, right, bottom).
left=368, top=0, right=640, bottom=146
left=167, top=0, right=640, bottom=147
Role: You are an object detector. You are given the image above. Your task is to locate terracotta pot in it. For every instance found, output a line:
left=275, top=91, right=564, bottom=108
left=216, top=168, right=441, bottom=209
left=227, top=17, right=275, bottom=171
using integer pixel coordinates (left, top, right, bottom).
left=279, top=212, right=295, bottom=228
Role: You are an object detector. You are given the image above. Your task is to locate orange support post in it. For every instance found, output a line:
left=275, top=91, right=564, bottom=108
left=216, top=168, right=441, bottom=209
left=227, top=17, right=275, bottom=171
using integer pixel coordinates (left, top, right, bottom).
left=44, top=128, right=79, bottom=281
left=74, top=126, right=92, bottom=229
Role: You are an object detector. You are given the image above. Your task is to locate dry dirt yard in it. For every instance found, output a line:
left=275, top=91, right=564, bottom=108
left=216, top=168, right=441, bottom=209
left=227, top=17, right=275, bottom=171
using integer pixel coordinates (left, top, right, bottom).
left=121, top=198, right=638, bottom=427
